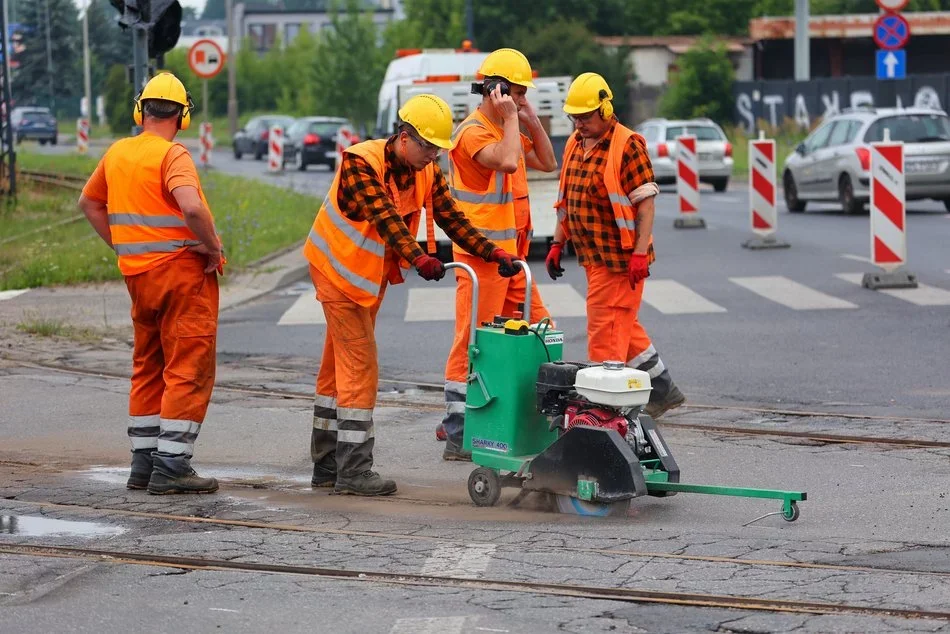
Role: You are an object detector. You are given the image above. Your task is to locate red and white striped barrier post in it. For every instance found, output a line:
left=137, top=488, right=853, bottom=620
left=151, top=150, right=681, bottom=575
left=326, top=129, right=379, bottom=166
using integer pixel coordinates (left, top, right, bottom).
left=674, top=135, right=705, bottom=229
left=76, top=118, right=89, bottom=154
left=198, top=122, right=213, bottom=169
left=335, top=129, right=358, bottom=166
left=863, top=129, right=917, bottom=289
left=268, top=124, right=284, bottom=173
left=742, top=131, right=789, bottom=249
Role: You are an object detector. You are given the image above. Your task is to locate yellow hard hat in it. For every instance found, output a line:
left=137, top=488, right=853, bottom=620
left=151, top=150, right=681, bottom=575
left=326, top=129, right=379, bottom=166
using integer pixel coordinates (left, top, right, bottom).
left=564, top=72, right=614, bottom=119
left=133, top=72, right=194, bottom=130
left=477, top=48, right=536, bottom=88
left=398, top=94, right=455, bottom=149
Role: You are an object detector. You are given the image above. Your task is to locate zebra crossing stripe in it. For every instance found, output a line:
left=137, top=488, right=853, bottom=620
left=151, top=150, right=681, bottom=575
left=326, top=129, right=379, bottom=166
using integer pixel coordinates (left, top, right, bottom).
left=641, top=280, right=727, bottom=315
left=390, top=617, right=467, bottom=634
left=730, top=276, right=857, bottom=310
left=277, top=293, right=326, bottom=325
left=836, top=273, right=950, bottom=306
left=0, top=289, right=29, bottom=301
left=404, top=288, right=456, bottom=322
left=420, top=544, right=496, bottom=579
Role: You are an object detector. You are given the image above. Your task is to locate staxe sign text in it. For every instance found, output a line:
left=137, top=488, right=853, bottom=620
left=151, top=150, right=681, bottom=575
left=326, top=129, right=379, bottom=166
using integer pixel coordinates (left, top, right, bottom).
left=733, top=74, right=950, bottom=133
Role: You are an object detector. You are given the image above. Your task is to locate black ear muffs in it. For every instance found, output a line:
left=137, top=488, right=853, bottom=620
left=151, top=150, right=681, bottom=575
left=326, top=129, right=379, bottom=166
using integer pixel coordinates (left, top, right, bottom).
left=484, top=79, right=511, bottom=96
left=598, top=89, right=614, bottom=120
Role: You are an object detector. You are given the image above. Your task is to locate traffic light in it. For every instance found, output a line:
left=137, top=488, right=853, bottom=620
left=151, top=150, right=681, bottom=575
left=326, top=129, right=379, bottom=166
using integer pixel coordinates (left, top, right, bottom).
left=109, top=0, right=182, bottom=58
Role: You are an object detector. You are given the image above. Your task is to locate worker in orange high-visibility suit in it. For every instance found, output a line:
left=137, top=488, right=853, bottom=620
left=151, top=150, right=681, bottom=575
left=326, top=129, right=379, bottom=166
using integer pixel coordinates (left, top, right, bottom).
left=78, top=72, right=224, bottom=494
left=302, top=94, right=517, bottom=496
left=439, top=48, right=560, bottom=459
left=546, top=73, right=685, bottom=419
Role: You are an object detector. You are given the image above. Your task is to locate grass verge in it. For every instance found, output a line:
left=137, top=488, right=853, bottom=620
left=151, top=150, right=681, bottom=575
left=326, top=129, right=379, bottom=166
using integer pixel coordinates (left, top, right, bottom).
left=1, top=149, right=319, bottom=290
left=16, top=312, right=105, bottom=343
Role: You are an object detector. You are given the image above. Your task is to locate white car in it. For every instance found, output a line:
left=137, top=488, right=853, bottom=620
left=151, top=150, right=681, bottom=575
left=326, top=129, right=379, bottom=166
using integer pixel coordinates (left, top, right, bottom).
left=635, top=118, right=733, bottom=192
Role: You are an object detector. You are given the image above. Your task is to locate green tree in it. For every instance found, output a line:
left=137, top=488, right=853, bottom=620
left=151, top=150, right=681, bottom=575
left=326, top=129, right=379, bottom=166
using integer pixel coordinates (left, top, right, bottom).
left=104, top=63, right=134, bottom=133
left=11, top=0, right=82, bottom=114
left=312, top=0, right=388, bottom=132
left=510, top=19, right=633, bottom=123
left=396, top=0, right=466, bottom=48
left=659, top=36, right=735, bottom=123
left=200, top=0, right=227, bottom=20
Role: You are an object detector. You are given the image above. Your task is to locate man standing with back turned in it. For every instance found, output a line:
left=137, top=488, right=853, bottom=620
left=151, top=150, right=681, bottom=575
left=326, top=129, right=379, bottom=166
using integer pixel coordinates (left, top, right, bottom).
left=546, top=72, right=686, bottom=419
left=440, top=48, right=559, bottom=460
left=78, top=72, right=223, bottom=494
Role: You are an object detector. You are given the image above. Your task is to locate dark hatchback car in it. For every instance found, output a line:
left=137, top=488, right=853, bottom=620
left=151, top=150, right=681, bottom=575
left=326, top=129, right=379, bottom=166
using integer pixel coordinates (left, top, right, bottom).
left=12, top=107, right=58, bottom=145
left=232, top=114, right=295, bottom=160
left=284, top=117, right=359, bottom=171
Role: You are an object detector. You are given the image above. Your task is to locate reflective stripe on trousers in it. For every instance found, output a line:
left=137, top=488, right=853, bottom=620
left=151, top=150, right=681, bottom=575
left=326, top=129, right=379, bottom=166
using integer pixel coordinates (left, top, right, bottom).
left=157, top=418, right=200, bottom=457
left=128, top=414, right=160, bottom=450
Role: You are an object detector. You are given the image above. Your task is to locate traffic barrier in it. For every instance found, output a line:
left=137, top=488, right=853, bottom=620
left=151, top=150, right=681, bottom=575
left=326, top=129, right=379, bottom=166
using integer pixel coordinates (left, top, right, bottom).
left=863, top=129, right=917, bottom=289
left=673, top=135, right=705, bottom=229
left=76, top=118, right=89, bottom=154
left=199, top=122, right=213, bottom=168
left=268, top=125, right=284, bottom=172
left=742, top=131, right=789, bottom=250
left=335, top=128, right=358, bottom=166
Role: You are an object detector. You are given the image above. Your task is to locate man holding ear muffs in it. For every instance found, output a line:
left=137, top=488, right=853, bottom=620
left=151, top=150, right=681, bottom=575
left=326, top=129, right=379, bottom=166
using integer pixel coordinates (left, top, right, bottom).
left=78, top=72, right=224, bottom=495
left=547, top=72, right=685, bottom=420
left=438, top=47, right=560, bottom=460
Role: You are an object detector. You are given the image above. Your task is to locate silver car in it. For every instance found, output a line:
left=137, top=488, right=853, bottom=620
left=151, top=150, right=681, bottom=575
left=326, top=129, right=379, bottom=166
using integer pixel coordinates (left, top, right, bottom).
left=782, top=107, right=950, bottom=214
left=636, top=118, right=734, bottom=192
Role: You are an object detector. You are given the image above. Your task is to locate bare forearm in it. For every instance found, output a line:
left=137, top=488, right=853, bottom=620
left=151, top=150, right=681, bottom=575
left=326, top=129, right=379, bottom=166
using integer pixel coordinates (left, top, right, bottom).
left=499, top=118, right=522, bottom=169
left=633, top=197, right=655, bottom=253
left=524, top=119, right=557, bottom=172
left=182, top=203, right=221, bottom=251
left=78, top=197, right=113, bottom=247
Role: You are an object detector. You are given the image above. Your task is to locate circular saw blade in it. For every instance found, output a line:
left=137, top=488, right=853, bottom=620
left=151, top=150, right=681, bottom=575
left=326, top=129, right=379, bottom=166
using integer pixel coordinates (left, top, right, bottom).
left=554, top=494, right=630, bottom=517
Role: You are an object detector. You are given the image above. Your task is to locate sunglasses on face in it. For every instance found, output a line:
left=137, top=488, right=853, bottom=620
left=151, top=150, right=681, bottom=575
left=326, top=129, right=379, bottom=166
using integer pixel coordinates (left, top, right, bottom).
left=407, top=132, right=440, bottom=154
left=568, top=111, right=598, bottom=124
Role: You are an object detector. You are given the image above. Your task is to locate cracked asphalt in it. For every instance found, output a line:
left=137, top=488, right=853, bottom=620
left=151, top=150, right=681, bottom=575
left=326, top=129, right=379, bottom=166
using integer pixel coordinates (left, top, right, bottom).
left=2, top=335, right=950, bottom=632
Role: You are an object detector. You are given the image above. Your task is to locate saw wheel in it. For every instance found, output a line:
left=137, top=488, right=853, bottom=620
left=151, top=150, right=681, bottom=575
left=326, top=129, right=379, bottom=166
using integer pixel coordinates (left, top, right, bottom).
left=552, top=494, right=631, bottom=517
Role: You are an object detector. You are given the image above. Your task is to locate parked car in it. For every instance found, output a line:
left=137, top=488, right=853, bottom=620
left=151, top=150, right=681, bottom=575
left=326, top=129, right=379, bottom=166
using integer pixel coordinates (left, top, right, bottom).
left=11, top=106, right=57, bottom=145
left=284, top=117, right=359, bottom=171
left=635, top=117, right=733, bottom=192
left=782, top=107, right=950, bottom=214
left=232, top=115, right=295, bottom=160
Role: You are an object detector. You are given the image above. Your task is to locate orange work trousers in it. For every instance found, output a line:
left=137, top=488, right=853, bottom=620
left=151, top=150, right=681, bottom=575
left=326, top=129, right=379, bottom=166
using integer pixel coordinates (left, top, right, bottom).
left=125, top=252, right=219, bottom=427
left=312, top=265, right=386, bottom=411
left=444, top=251, right=552, bottom=385
left=585, top=263, right=652, bottom=364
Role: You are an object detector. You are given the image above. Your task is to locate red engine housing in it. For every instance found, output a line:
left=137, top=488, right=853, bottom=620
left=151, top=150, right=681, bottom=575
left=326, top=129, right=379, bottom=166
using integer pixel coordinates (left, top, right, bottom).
left=564, top=402, right=628, bottom=439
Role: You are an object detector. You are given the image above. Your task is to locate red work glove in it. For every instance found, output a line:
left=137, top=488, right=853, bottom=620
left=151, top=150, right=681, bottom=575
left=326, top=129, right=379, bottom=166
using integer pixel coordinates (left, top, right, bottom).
left=628, top=252, right=650, bottom=288
left=413, top=254, right=445, bottom=281
left=489, top=248, right=519, bottom=278
left=545, top=242, right=565, bottom=280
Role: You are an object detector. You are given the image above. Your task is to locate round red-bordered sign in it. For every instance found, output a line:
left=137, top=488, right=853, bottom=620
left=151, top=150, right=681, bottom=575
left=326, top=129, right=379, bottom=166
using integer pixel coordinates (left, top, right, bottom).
left=875, top=0, right=909, bottom=11
left=188, top=39, right=226, bottom=79
left=873, top=13, right=911, bottom=51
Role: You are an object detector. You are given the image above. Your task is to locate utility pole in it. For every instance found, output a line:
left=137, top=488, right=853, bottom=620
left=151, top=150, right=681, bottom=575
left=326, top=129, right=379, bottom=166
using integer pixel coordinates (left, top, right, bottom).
left=1, top=0, right=16, bottom=197
left=82, top=0, right=92, bottom=127
left=44, top=0, right=54, bottom=112
left=2, top=0, right=11, bottom=96
left=465, top=0, right=474, bottom=44
left=794, top=0, right=810, bottom=81
left=226, top=0, right=237, bottom=136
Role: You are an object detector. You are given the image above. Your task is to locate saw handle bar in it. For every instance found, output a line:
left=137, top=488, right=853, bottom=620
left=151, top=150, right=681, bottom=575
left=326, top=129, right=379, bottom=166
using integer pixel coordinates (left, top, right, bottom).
left=444, top=260, right=532, bottom=341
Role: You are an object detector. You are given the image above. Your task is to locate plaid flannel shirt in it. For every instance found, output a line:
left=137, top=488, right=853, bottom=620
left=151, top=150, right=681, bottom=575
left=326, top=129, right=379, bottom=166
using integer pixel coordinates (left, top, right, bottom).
left=561, top=121, right=656, bottom=273
left=338, top=137, right=497, bottom=264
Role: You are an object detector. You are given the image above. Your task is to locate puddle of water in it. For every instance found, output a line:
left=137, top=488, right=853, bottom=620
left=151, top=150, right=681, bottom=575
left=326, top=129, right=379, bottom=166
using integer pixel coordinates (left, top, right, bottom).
left=0, top=515, right=126, bottom=537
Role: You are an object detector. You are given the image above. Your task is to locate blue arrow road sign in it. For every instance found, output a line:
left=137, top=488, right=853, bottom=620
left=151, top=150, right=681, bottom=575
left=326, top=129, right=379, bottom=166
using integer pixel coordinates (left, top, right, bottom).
left=876, top=49, right=906, bottom=80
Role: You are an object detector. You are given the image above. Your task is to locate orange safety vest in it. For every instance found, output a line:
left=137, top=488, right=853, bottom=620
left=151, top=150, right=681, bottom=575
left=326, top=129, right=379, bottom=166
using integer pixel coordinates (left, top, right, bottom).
left=447, top=110, right=518, bottom=255
left=103, top=133, right=210, bottom=276
left=303, top=139, right=434, bottom=307
left=555, top=123, right=642, bottom=251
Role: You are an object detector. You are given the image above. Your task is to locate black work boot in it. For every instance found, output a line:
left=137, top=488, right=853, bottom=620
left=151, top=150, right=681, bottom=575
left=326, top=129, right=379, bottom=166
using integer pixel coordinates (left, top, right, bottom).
left=644, top=383, right=686, bottom=420
left=333, top=470, right=396, bottom=496
left=126, top=449, right=154, bottom=490
left=442, top=438, right=472, bottom=462
left=148, top=453, right=218, bottom=495
left=311, top=464, right=336, bottom=488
